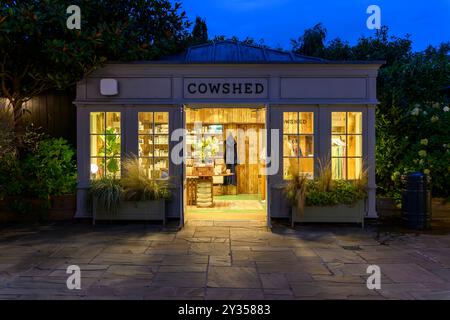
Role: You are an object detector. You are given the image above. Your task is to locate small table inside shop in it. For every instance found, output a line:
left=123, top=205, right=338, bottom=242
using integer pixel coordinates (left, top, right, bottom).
left=186, top=173, right=234, bottom=208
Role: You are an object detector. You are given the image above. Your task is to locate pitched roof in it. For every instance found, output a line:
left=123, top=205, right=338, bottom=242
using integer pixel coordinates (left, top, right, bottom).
left=158, top=40, right=327, bottom=63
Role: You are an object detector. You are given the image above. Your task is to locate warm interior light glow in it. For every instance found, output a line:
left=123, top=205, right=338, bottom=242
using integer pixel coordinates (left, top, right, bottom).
left=90, top=163, right=99, bottom=174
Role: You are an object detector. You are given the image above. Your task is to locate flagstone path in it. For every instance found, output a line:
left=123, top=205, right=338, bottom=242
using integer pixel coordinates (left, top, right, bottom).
left=1, top=222, right=450, bottom=300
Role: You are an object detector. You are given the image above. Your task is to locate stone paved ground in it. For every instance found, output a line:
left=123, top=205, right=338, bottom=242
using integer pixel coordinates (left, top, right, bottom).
left=1, top=221, right=450, bottom=300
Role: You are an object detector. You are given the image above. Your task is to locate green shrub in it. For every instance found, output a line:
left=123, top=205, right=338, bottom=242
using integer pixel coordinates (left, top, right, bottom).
left=285, top=165, right=367, bottom=209
left=22, top=138, right=77, bottom=199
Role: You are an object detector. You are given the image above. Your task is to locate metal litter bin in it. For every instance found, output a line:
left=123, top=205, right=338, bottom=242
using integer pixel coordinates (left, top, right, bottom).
left=401, top=172, right=432, bottom=229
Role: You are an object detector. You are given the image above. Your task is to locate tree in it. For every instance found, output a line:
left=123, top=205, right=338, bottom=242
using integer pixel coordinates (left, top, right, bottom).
left=191, top=16, right=208, bottom=45
left=291, top=23, right=327, bottom=57
left=0, top=0, right=191, bottom=130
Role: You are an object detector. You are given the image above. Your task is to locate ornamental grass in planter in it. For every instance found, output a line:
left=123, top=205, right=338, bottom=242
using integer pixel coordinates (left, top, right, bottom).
left=286, top=159, right=367, bottom=226
left=90, top=156, right=171, bottom=224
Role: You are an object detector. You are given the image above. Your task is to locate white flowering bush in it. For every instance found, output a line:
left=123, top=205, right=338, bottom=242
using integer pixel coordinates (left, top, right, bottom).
left=385, top=101, right=450, bottom=200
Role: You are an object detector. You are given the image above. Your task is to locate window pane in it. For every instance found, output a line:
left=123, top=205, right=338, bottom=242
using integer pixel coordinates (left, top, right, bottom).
left=299, top=112, right=314, bottom=134
left=105, top=112, right=121, bottom=134
left=105, top=158, right=121, bottom=177
left=299, top=135, right=314, bottom=157
left=332, top=135, right=346, bottom=157
left=90, top=158, right=105, bottom=179
left=283, top=135, right=299, bottom=157
left=299, top=158, right=314, bottom=179
left=90, top=135, right=105, bottom=157
left=103, top=134, right=121, bottom=157
left=154, top=112, right=169, bottom=133
left=283, top=112, right=298, bottom=134
left=332, top=112, right=346, bottom=134
left=347, top=158, right=363, bottom=180
left=140, top=158, right=154, bottom=179
left=90, top=112, right=104, bottom=134
left=332, top=158, right=346, bottom=180
left=154, top=158, right=169, bottom=179
left=283, top=158, right=299, bottom=179
left=348, top=112, right=362, bottom=134
left=347, top=135, right=362, bottom=157
left=139, top=135, right=153, bottom=157
left=139, top=112, right=153, bottom=134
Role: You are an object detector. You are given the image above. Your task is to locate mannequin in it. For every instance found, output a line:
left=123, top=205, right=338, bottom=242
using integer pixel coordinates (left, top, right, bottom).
left=224, top=132, right=238, bottom=186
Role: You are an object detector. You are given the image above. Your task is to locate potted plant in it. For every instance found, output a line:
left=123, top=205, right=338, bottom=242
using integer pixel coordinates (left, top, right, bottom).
left=90, top=155, right=171, bottom=224
left=286, top=159, right=367, bottom=226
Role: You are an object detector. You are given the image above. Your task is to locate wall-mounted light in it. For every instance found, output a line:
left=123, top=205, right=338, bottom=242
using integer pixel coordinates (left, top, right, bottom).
left=90, top=163, right=99, bottom=175
left=100, top=79, right=119, bottom=96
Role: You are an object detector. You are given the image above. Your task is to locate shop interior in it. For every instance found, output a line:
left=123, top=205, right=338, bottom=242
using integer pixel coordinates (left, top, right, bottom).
left=184, top=107, right=267, bottom=222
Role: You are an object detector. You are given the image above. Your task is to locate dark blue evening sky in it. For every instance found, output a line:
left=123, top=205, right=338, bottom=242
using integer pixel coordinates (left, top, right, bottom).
left=181, top=0, right=450, bottom=51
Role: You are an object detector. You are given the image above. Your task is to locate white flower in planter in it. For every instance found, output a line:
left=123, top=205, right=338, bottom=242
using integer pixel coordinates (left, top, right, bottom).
left=420, top=139, right=428, bottom=146
left=424, top=169, right=430, bottom=175
left=443, top=106, right=449, bottom=112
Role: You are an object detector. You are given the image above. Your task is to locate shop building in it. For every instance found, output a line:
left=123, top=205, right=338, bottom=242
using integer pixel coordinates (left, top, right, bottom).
left=75, top=41, right=383, bottom=226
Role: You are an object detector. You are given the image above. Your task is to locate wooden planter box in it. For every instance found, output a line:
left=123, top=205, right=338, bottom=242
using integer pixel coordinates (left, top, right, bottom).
left=93, top=198, right=165, bottom=225
left=432, top=198, right=450, bottom=220
left=292, top=200, right=365, bottom=226
left=48, top=194, right=76, bottom=221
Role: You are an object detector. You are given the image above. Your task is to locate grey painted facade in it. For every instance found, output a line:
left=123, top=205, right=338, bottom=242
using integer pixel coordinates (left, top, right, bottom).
left=75, top=54, right=383, bottom=225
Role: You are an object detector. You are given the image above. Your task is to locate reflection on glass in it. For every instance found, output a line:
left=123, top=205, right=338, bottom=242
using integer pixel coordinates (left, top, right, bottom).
left=106, top=112, right=121, bottom=133
left=138, top=112, right=169, bottom=179
left=283, top=112, right=315, bottom=180
left=299, top=158, right=314, bottom=179
left=299, top=135, right=314, bottom=157
left=332, top=135, right=346, bottom=157
left=332, top=112, right=346, bottom=134
left=283, top=158, right=299, bottom=180
left=299, top=112, right=314, bottom=134
left=347, top=158, right=362, bottom=180
left=348, top=112, right=362, bottom=134
left=139, top=112, right=153, bottom=134
left=332, top=158, right=346, bottom=180
left=347, top=135, right=362, bottom=157
left=90, top=112, right=104, bottom=134
left=283, top=112, right=298, bottom=134
left=331, top=112, right=363, bottom=180
left=90, top=112, right=121, bottom=179
left=283, top=135, right=299, bottom=157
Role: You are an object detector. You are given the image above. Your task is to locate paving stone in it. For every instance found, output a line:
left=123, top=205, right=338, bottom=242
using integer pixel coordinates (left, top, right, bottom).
left=161, top=254, right=208, bottom=266
left=380, top=263, right=445, bottom=283
left=103, top=265, right=155, bottom=278
left=190, top=243, right=230, bottom=255
left=314, top=248, right=367, bottom=263
left=209, top=256, right=232, bottom=266
left=259, top=273, right=290, bottom=289
left=207, top=266, right=261, bottom=289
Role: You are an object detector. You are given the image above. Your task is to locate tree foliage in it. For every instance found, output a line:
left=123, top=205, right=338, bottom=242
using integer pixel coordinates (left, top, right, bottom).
left=291, top=24, right=450, bottom=198
left=191, top=16, right=208, bottom=45
left=0, top=0, right=191, bottom=129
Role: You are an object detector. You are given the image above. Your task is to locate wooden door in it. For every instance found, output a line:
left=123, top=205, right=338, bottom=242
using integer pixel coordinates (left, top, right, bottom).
left=237, top=125, right=263, bottom=194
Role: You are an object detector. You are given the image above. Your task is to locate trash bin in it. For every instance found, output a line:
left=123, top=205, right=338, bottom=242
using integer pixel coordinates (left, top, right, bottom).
left=401, top=172, right=432, bottom=229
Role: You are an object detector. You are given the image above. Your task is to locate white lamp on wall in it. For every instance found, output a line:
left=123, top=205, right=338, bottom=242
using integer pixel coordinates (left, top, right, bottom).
left=100, top=78, right=119, bottom=96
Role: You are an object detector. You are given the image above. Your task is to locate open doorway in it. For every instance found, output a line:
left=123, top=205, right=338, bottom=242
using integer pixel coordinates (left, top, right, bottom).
left=183, top=106, right=267, bottom=224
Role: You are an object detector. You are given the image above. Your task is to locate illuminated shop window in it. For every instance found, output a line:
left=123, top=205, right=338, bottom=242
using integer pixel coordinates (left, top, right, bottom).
left=90, top=112, right=121, bottom=179
left=283, top=112, right=314, bottom=179
left=138, top=112, right=169, bottom=179
left=331, top=112, right=363, bottom=180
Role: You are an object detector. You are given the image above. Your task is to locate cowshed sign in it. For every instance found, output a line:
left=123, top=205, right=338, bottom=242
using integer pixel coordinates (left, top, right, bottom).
left=183, top=78, right=268, bottom=99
